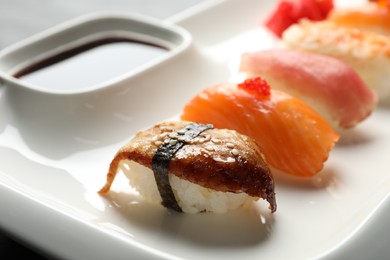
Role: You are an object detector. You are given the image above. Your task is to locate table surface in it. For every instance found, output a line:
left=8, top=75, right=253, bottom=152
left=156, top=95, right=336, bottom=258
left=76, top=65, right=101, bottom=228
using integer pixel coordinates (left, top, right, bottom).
left=0, top=1, right=205, bottom=259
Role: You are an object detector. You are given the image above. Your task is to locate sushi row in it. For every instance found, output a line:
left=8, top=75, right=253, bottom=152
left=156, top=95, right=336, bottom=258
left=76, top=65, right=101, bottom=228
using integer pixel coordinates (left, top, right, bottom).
left=97, top=74, right=340, bottom=214
left=265, top=0, right=390, bottom=104
left=98, top=1, right=383, bottom=214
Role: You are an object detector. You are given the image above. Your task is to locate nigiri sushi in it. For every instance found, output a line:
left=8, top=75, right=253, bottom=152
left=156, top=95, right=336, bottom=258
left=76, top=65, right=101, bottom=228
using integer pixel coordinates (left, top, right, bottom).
left=328, top=1, right=390, bottom=37
left=181, top=77, right=340, bottom=178
left=99, top=121, right=276, bottom=214
left=239, top=49, right=377, bottom=130
left=282, top=20, right=390, bottom=103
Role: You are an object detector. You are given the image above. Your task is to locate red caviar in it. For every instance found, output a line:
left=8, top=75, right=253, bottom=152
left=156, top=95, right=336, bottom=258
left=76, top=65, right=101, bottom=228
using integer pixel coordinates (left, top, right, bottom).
left=238, top=77, right=271, bottom=98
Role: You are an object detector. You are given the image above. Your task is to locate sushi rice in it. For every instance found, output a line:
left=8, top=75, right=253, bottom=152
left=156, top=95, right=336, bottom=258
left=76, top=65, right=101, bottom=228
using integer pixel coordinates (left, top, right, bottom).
left=121, top=160, right=256, bottom=214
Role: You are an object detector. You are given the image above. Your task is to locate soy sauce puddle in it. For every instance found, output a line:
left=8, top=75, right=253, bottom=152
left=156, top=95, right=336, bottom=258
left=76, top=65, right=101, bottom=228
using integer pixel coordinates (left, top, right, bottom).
left=13, top=37, right=169, bottom=90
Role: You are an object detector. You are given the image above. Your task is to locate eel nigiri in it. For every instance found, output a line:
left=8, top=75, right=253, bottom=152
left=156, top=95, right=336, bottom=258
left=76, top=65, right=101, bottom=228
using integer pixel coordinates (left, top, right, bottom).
left=282, top=20, right=390, bottom=103
left=327, top=1, right=390, bottom=37
left=181, top=77, right=340, bottom=178
left=99, top=121, right=276, bottom=214
left=239, top=49, right=377, bottom=130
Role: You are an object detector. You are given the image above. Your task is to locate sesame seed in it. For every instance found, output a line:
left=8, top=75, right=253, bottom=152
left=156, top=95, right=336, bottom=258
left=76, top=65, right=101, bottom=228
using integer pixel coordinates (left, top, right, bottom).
left=159, top=133, right=168, bottom=138
left=211, top=138, right=220, bottom=144
left=154, top=141, right=163, bottom=146
left=226, top=143, right=235, bottom=148
left=231, top=149, right=239, bottom=156
left=169, top=139, right=178, bottom=145
left=203, top=135, right=211, bottom=141
left=213, top=156, right=235, bottom=163
left=177, top=136, right=185, bottom=141
left=213, top=157, right=222, bottom=162
left=151, top=135, right=158, bottom=141
left=169, top=133, right=177, bottom=138
left=205, top=146, right=214, bottom=151
left=177, top=129, right=186, bottom=135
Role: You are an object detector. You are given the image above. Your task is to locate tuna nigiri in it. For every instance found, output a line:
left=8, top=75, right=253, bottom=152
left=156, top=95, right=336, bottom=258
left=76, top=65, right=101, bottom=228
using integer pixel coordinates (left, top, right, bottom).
left=181, top=77, right=340, bottom=178
left=282, top=20, right=390, bottom=103
left=99, top=121, right=276, bottom=213
left=239, top=49, right=377, bottom=130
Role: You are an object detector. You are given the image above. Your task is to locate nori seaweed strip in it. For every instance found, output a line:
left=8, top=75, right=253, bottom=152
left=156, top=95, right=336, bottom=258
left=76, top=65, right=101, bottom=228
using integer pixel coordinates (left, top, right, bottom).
left=152, top=123, right=214, bottom=212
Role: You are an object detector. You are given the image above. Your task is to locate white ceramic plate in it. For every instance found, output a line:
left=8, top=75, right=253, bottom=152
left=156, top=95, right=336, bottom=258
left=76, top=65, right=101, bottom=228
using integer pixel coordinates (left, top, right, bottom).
left=1, top=0, right=390, bottom=259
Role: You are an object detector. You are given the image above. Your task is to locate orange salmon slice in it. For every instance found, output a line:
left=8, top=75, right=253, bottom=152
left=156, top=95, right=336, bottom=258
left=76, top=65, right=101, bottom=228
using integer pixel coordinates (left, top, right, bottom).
left=181, top=81, right=340, bottom=177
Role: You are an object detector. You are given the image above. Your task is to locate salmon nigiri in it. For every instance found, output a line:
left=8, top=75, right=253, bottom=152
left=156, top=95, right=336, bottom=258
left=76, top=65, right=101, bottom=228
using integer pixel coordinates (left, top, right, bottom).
left=327, top=1, right=390, bottom=37
left=181, top=77, right=340, bottom=177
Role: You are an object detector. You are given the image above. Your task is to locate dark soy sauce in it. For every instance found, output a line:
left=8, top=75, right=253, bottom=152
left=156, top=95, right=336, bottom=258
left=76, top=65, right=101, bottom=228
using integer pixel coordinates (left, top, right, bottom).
left=13, top=38, right=169, bottom=90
